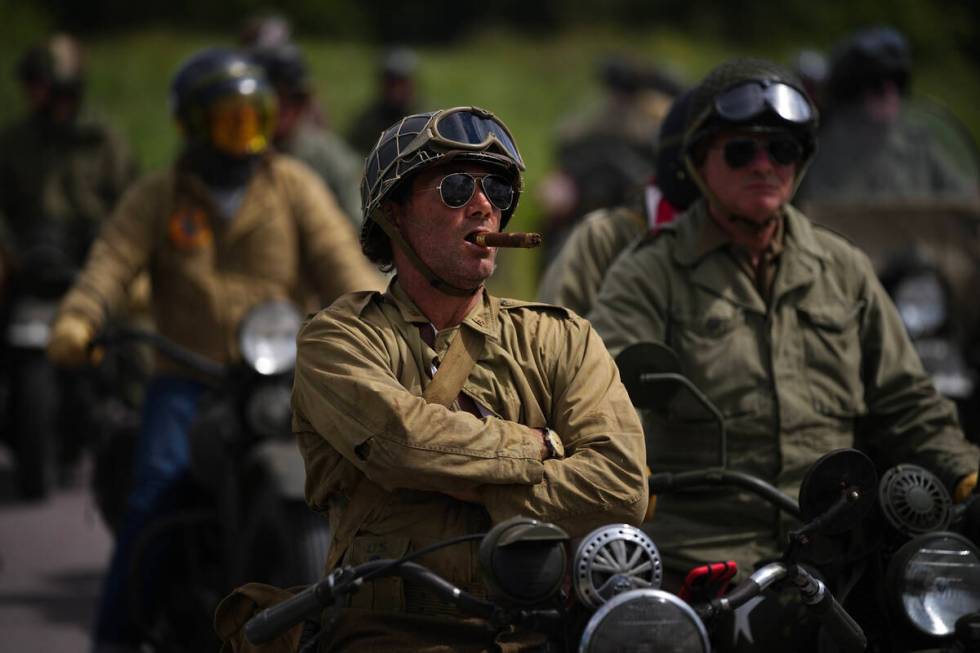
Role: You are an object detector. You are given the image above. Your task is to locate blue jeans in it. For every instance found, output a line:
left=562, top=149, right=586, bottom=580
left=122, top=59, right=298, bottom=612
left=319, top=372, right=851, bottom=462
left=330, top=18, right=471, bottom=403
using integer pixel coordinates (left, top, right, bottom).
left=94, top=376, right=207, bottom=645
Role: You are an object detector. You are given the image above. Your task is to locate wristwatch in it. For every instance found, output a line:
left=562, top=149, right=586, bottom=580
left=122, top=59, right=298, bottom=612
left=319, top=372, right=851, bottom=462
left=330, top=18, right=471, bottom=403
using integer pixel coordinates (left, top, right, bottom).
left=540, top=427, right=565, bottom=460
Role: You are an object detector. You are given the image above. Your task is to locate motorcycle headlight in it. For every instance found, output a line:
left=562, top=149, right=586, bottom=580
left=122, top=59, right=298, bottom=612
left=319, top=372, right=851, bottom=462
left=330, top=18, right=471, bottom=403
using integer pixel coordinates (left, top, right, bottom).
left=886, top=532, right=980, bottom=637
left=579, top=589, right=710, bottom=653
left=893, top=272, right=947, bottom=339
left=239, top=300, right=303, bottom=376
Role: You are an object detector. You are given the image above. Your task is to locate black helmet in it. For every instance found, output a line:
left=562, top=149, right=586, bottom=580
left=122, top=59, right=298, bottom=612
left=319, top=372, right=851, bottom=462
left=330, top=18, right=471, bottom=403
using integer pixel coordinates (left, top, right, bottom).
left=827, top=26, right=911, bottom=103
left=655, top=89, right=700, bottom=211
left=16, top=34, right=85, bottom=91
left=247, top=42, right=310, bottom=96
left=170, top=48, right=277, bottom=157
left=684, top=57, right=817, bottom=168
left=360, top=106, right=525, bottom=269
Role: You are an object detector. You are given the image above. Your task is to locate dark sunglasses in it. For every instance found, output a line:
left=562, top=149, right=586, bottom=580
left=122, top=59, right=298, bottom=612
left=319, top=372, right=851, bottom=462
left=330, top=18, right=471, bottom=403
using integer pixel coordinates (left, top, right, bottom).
left=427, top=172, right=515, bottom=210
left=721, top=136, right=804, bottom=168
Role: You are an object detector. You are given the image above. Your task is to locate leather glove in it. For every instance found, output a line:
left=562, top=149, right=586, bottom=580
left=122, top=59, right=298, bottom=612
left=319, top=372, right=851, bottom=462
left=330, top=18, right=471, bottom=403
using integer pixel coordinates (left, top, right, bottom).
left=954, top=471, right=978, bottom=504
left=47, top=313, right=96, bottom=368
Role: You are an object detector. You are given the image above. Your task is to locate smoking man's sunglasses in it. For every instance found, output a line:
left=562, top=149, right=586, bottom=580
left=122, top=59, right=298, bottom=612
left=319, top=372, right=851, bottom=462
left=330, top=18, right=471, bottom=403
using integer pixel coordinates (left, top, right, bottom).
left=423, top=172, right=515, bottom=211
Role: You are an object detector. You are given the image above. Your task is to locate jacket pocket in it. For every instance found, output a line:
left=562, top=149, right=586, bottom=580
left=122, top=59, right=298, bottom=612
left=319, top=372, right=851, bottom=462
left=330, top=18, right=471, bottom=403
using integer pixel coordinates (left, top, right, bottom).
left=344, top=535, right=410, bottom=611
left=670, top=306, right=761, bottom=420
left=797, top=302, right=867, bottom=417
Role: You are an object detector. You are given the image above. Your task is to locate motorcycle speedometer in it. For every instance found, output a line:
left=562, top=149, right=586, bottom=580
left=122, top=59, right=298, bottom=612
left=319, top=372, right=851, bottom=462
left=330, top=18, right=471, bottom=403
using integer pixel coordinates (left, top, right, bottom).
left=579, top=589, right=710, bottom=653
left=885, top=531, right=980, bottom=638
left=893, top=271, right=947, bottom=338
left=238, top=300, right=303, bottom=376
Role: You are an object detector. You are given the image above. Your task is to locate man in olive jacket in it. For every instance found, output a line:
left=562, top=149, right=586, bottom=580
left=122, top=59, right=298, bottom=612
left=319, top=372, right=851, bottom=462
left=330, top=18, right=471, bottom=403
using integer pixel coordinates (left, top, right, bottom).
left=589, top=58, right=979, bottom=577
left=292, top=107, right=648, bottom=651
left=46, top=49, right=382, bottom=651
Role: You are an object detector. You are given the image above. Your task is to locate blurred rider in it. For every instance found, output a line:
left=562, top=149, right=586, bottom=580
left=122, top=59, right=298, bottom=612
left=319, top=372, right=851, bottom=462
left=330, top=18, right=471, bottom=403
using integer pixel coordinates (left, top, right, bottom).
left=347, top=46, right=421, bottom=155
left=45, top=47, right=382, bottom=650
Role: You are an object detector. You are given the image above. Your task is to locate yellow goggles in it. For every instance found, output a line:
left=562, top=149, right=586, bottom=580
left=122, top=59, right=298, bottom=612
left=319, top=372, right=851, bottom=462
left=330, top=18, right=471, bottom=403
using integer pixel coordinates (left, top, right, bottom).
left=208, top=94, right=276, bottom=156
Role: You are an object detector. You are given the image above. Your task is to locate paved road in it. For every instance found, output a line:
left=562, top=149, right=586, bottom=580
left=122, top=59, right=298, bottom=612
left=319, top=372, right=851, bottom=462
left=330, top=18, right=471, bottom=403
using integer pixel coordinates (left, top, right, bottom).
left=0, top=448, right=111, bottom=652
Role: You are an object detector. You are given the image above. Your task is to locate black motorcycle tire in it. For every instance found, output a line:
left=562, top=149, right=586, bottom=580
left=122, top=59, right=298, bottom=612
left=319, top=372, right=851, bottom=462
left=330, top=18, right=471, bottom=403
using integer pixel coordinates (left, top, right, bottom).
left=11, top=356, right=58, bottom=500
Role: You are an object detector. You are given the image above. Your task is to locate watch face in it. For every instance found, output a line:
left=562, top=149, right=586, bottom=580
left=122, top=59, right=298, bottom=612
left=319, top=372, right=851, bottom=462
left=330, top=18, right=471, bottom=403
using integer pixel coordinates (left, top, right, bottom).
left=545, top=430, right=565, bottom=459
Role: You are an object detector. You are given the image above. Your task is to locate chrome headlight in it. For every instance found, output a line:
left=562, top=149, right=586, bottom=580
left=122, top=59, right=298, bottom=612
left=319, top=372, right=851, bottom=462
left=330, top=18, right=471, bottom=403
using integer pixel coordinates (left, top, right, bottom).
left=579, top=589, right=710, bottom=653
left=239, top=300, right=303, bottom=376
left=893, top=272, right=947, bottom=338
left=886, top=532, right=980, bottom=638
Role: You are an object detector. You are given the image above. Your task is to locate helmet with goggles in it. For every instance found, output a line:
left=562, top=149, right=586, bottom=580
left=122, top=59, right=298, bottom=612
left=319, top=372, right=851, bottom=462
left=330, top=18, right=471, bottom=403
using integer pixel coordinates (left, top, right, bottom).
left=170, top=48, right=278, bottom=158
left=684, top=58, right=817, bottom=169
left=360, top=106, right=525, bottom=271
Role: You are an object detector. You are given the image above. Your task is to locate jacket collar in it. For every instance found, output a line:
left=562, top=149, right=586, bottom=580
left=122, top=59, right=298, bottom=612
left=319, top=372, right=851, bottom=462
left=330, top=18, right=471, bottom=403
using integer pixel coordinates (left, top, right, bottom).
left=384, top=277, right=500, bottom=341
left=670, top=201, right=830, bottom=313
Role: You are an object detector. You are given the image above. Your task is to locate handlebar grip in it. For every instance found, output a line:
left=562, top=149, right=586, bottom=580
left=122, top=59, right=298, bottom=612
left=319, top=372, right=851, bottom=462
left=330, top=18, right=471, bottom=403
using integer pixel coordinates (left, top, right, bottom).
left=244, top=583, right=327, bottom=645
left=807, top=582, right=867, bottom=653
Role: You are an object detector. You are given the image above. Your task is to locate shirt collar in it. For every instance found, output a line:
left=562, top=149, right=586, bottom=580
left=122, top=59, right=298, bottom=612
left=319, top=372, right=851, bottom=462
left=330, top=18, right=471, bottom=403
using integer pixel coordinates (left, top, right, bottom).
left=383, top=277, right=500, bottom=341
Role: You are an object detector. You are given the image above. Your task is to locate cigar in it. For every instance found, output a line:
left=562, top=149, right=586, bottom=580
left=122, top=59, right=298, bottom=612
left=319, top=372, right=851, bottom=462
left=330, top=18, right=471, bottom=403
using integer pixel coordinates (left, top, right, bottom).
left=468, top=232, right=543, bottom=248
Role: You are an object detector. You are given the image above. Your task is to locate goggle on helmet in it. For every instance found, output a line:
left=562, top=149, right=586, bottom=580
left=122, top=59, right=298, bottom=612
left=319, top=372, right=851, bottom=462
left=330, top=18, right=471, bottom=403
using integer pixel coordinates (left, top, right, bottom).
left=360, top=106, right=525, bottom=231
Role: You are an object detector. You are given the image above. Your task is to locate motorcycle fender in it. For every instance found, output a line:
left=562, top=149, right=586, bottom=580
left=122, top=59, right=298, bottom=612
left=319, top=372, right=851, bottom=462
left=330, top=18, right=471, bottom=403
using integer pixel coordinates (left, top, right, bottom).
left=248, top=440, right=308, bottom=499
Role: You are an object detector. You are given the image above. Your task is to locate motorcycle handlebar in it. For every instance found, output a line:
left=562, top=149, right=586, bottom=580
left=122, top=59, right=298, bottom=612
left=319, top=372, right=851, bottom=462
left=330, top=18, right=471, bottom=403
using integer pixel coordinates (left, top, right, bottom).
left=649, top=469, right=801, bottom=519
left=709, top=563, right=866, bottom=653
left=92, top=326, right=226, bottom=379
left=244, top=560, right=497, bottom=645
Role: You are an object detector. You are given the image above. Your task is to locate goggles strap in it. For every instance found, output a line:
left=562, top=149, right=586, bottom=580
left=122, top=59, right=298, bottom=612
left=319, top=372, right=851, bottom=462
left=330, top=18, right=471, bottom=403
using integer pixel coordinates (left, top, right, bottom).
left=373, top=206, right=480, bottom=298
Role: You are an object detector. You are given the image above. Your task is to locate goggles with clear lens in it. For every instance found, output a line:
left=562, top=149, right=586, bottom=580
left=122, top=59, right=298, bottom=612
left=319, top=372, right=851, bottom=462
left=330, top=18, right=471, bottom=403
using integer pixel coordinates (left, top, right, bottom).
left=721, top=135, right=804, bottom=168
left=713, top=81, right=814, bottom=125
left=425, top=172, right=515, bottom=211
left=405, top=107, right=526, bottom=170
left=208, top=94, right=276, bottom=156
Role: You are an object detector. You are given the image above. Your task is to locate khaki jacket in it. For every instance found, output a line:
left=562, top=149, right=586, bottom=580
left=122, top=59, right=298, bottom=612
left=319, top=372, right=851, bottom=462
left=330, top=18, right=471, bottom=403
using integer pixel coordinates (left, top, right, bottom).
left=57, top=154, right=383, bottom=371
left=291, top=280, right=647, bottom=628
left=537, top=206, right=646, bottom=316
left=589, top=201, right=979, bottom=572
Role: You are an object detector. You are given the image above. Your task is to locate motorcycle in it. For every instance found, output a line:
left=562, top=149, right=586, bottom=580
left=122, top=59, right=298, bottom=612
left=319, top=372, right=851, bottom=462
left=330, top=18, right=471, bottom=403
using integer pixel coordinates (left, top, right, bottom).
left=92, top=299, right=330, bottom=652
left=616, top=340, right=980, bottom=652
left=239, top=471, right=869, bottom=653
left=0, top=218, right=92, bottom=499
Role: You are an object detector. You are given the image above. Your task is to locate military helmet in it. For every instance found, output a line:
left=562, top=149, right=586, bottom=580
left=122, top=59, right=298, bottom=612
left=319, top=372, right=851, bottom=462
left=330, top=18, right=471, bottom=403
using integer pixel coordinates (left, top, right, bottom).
left=827, top=26, right=911, bottom=103
left=170, top=47, right=277, bottom=157
left=16, top=34, right=85, bottom=91
left=684, top=58, right=817, bottom=166
left=360, top=106, right=525, bottom=265
left=247, top=41, right=311, bottom=96
left=655, top=89, right=700, bottom=211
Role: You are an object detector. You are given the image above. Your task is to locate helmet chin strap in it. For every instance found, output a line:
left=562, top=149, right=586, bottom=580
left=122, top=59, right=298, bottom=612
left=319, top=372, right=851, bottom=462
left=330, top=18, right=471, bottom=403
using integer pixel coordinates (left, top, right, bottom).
left=374, top=205, right=481, bottom=297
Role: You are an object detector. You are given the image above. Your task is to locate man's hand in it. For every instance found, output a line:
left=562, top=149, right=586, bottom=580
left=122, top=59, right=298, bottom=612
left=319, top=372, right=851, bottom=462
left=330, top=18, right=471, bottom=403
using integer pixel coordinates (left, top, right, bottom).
left=954, top=471, right=978, bottom=503
left=47, top=313, right=96, bottom=368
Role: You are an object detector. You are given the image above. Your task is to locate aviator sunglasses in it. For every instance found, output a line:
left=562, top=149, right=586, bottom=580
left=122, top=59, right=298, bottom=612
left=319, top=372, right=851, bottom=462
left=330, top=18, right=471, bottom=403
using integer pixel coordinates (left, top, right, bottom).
left=425, top=172, right=515, bottom=211
left=721, top=136, right=804, bottom=169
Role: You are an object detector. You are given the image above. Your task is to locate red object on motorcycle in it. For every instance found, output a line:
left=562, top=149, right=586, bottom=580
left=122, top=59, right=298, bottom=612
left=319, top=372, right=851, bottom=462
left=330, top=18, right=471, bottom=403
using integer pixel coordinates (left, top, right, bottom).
left=677, top=560, right=737, bottom=602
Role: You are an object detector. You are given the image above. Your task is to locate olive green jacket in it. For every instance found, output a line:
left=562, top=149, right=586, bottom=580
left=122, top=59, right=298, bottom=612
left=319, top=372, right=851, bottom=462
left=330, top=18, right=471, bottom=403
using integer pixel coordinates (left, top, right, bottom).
left=589, top=200, right=979, bottom=572
left=57, top=154, right=383, bottom=371
left=292, top=280, right=647, bottom=607
left=0, top=112, right=137, bottom=250
left=537, top=206, right=646, bottom=316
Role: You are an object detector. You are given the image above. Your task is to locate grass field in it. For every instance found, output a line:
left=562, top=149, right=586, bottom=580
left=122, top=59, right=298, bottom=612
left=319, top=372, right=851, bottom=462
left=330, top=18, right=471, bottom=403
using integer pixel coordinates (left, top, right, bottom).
left=2, top=25, right=978, bottom=299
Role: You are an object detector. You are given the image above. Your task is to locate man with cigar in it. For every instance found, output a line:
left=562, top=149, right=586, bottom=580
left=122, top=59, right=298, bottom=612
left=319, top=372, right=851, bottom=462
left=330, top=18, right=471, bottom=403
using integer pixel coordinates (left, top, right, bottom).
left=290, top=106, right=648, bottom=651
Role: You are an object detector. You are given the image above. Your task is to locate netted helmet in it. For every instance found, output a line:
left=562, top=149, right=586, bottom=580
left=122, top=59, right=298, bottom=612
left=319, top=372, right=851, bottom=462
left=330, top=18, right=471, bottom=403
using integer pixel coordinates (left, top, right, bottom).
left=827, top=26, right=911, bottom=104
left=170, top=48, right=277, bottom=157
left=360, top=106, right=525, bottom=266
left=684, top=58, right=817, bottom=167
left=16, top=34, right=85, bottom=91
